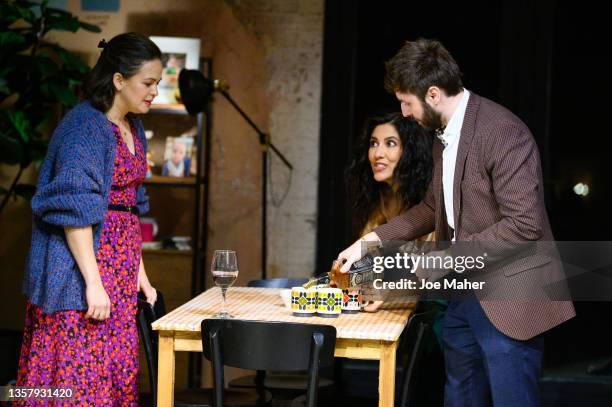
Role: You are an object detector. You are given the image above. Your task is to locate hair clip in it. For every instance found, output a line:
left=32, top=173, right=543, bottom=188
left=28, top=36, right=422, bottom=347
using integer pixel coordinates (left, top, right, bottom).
left=97, top=39, right=108, bottom=49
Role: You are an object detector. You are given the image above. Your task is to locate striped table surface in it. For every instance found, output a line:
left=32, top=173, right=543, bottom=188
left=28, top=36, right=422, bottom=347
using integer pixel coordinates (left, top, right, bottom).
left=152, top=287, right=416, bottom=341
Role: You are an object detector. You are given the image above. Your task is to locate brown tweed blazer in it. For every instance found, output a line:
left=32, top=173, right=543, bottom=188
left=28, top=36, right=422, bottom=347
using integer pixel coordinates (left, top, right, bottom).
left=375, top=92, right=575, bottom=340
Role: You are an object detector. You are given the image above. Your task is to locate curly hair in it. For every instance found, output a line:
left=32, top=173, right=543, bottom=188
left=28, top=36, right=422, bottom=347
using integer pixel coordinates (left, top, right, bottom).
left=346, top=112, right=433, bottom=236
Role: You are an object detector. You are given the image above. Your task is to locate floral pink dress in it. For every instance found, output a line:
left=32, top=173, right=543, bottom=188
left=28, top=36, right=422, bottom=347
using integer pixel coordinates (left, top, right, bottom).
left=17, top=122, right=146, bottom=406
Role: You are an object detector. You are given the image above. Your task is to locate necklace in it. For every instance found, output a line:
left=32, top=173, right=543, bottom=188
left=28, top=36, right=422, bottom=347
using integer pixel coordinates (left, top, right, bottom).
left=107, top=115, right=130, bottom=137
left=106, top=114, right=135, bottom=154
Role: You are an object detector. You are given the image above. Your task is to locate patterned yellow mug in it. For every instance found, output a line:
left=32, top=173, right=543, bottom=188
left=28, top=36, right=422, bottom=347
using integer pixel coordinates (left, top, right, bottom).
left=291, top=287, right=317, bottom=317
left=316, top=287, right=343, bottom=317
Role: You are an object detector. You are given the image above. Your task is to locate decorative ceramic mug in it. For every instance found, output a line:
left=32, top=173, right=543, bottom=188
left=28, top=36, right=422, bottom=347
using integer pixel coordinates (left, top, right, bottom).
left=342, top=288, right=362, bottom=313
left=291, top=287, right=317, bottom=317
left=316, top=287, right=343, bottom=317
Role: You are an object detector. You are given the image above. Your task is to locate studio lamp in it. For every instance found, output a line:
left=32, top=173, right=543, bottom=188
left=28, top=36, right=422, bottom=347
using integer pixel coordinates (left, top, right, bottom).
left=179, top=69, right=293, bottom=278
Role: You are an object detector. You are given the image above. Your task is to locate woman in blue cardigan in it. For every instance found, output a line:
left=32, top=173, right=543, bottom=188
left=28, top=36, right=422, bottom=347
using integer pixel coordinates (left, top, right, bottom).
left=17, top=32, right=161, bottom=405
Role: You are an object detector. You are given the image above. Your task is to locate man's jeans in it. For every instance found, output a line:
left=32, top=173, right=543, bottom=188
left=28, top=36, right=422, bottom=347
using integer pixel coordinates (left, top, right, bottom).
left=442, top=299, right=544, bottom=407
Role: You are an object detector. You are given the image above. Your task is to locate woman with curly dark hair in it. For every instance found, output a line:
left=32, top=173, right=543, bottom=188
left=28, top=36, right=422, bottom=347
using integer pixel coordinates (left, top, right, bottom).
left=344, top=112, right=434, bottom=312
left=346, top=112, right=433, bottom=236
left=343, top=112, right=445, bottom=404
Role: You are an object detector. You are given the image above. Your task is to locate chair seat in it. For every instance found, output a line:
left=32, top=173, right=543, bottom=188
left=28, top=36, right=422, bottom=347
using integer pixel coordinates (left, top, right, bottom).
left=266, top=374, right=334, bottom=390
left=289, top=391, right=337, bottom=407
left=229, top=372, right=334, bottom=391
left=230, top=373, right=335, bottom=402
left=230, top=373, right=334, bottom=390
left=174, top=387, right=272, bottom=407
left=291, top=393, right=307, bottom=407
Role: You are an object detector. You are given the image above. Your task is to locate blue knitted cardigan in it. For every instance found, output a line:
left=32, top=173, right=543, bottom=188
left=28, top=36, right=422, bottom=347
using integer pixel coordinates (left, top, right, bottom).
left=23, top=101, right=149, bottom=314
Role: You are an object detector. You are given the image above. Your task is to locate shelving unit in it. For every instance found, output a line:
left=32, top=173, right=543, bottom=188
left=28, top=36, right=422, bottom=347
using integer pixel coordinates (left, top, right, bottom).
left=142, top=102, right=207, bottom=299
left=138, top=59, right=212, bottom=390
left=144, top=174, right=197, bottom=187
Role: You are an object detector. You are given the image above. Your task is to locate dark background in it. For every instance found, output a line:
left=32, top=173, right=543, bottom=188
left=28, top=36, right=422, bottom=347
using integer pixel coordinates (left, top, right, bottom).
left=316, top=0, right=611, bottom=365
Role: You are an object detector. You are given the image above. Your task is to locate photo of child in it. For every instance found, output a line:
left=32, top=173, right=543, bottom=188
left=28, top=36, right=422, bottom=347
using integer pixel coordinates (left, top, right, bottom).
left=149, top=36, right=201, bottom=105
left=162, top=137, right=194, bottom=177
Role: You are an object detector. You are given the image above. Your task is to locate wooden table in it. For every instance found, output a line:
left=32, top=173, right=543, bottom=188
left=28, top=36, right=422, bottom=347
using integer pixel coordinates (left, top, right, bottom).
left=152, top=287, right=416, bottom=407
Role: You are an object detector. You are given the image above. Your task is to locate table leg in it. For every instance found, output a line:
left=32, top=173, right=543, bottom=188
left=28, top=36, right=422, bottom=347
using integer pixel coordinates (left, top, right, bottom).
left=378, top=341, right=398, bottom=407
left=157, top=332, right=176, bottom=407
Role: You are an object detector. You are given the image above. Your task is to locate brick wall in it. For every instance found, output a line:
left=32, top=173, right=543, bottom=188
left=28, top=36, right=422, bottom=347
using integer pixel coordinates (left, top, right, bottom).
left=227, top=0, right=324, bottom=278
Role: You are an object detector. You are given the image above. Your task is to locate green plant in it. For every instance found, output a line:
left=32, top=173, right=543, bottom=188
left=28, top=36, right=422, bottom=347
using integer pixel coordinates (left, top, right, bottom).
left=0, top=0, right=100, bottom=214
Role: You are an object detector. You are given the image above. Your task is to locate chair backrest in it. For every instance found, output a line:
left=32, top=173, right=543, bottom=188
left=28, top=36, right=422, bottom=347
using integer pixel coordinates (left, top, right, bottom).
left=136, top=291, right=167, bottom=407
left=247, top=278, right=309, bottom=288
left=398, top=309, right=437, bottom=407
left=201, top=319, right=336, bottom=407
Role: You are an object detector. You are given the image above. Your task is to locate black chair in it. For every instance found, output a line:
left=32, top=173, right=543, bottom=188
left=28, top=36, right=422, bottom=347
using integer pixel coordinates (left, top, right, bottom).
left=137, top=291, right=165, bottom=406
left=201, top=319, right=336, bottom=407
left=229, top=278, right=334, bottom=399
left=336, top=304, right=443, bottom=406
left=136, top=291, right=271, bottom=407
left=397, top=309, right=440, bottom=407
left=246, top=278, right=309, bottom=288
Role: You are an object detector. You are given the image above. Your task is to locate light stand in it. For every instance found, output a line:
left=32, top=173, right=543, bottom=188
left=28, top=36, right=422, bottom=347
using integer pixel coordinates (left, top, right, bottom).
left=179, top=69, right=293, bottom=278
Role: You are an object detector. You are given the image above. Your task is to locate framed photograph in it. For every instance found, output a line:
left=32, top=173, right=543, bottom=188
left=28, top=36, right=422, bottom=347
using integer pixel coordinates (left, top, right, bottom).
left=162, top=135, right=196, bottom=178
left=149, top=36, right=201, bottom=104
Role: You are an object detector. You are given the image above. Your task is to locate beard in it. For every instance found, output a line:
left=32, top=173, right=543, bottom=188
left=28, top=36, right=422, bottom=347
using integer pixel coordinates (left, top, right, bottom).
left=419, top=99, right=444, bottom=132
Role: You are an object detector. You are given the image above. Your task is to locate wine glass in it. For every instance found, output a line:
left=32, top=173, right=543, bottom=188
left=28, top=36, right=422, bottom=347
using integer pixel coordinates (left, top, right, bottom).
left=211, top=250, right=238, bottom=318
